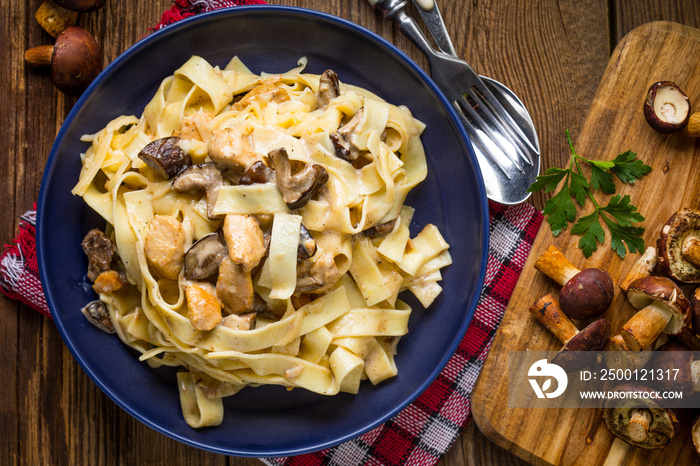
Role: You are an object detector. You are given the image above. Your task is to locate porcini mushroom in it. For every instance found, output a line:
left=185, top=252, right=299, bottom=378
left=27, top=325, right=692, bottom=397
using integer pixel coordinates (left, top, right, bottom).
left=139, top=137, right=191, bottom=180
left=643, top=81, right=691, bottom=134
left=648, top=340, right=700, bottom=396
left=620, top=276, right=690, bottom=351
left=603, top=383, right=679, bottom=448
left=53, top=0, right=106, bottom=11
left=238, top=160, right=275, bottom=185
left=81, top=228, right=113, bottom=281
left=81, top=300, right=114, bottom=333
left=183, top=233, right=228, bottom=280
left=693, top=415, right=700, bottom=458
left=171, top=163, right=222, bottom=218
left=298, top=224, right=317, bottom=261
left=270, top=148, right=328, bottom=209
left=619, top=246, right=658, bottom=294
left=24, top=25, right=102, bottom=96
left=603, top=334, right=654, bottom=372
left=529, top=294, right=610, bottom=371
left=657, top=209, right=700, bottom=284
left=35, top=0, right=78, bottom=38
left=534, top=245, right=614, bottom=320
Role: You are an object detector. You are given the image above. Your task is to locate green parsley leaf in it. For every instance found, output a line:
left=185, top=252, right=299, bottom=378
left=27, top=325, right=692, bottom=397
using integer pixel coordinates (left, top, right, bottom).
left=527, top=131, right=651, bottom=258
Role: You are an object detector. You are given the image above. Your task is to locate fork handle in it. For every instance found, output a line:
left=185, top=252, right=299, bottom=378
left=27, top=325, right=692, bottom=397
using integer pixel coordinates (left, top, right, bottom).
left=366, top=0, right=440, bottom=60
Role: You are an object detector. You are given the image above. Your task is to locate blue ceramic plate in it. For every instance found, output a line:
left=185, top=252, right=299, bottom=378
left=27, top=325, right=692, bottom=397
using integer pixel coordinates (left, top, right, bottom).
left=37, top=6, right=488, bottom=457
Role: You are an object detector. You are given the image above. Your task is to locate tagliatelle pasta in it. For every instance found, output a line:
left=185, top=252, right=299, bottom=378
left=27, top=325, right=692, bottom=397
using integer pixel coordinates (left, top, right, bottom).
left=73, top=55, right=451, bottom=428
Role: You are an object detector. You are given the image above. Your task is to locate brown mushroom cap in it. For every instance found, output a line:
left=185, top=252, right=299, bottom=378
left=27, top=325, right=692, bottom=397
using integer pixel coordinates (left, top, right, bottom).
left=53, top=0, right=106, bottom=12
left=649, top=341, right=697, bottom=395
left=51, top=26, right=102, bottom=96
left=657, top=208, right=700, bottom=284
left=691, top=286, right=700, bottom=336
left=559, top=268, right=614, bottom=320
left=603, top=383, right=679, bottom=449
left=551, top=318, right=610, bottom=371
left=626, top=276, right=690, bottom=336
left=693, top=415, right=700, bottom=458
left=270, top=148, right=328, bottom=209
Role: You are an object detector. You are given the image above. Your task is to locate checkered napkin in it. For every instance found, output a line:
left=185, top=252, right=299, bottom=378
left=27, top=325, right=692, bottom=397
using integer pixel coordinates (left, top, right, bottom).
left=0, top=1, right=544, bottom=464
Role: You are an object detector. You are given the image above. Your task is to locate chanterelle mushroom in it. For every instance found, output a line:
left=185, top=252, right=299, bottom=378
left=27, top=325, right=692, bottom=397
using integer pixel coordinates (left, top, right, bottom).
left=603, top=383, right=679, bottom=449
left=171, top=163, right=223, bottom=219
left=139, top=137, right=191, bottom=180
left=528, top=294, right=610, bottom=371
left=620, top=276, right=690, bottom=351
left=657, top=208, right=700, bottom=284
left=270, top=148, right=328, bottom=209
left=183, top=232, right=228, bottom=280
left=534, top=245, right=614, bottom=320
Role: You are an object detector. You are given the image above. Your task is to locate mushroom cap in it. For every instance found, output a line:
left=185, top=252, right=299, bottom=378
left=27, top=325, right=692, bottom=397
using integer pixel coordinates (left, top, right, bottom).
left=690, top=284, right=700, bottom=334
left=643, top=81, right=691, bottom=134
left=53, top=0, right=106, bottom=12
left=551, top=318, right=610, bottom=371
left=558, top=268, right=614, bottom=320
left=626, top=276, right=690, bottom=335
left=140, top=137, right=191, bottom=180
left=51, top=26, right=102, bottom=96
left=693, top=415, right=700, bottom=458
left=183, top=233, right=228, bottom=280
left=602, top=383, right=679, bottom=449
left=649, top=341, right=695, bottom=395
left=657, top=208, right=700, bottom=284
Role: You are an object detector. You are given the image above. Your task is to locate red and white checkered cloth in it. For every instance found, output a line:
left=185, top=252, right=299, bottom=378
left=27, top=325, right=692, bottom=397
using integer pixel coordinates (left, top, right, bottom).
left=0, top=1, right=543, bottom=464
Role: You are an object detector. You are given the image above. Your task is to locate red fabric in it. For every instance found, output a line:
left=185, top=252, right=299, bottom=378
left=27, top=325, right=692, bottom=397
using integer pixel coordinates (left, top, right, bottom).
left=0, top=1, right=544, bottom=464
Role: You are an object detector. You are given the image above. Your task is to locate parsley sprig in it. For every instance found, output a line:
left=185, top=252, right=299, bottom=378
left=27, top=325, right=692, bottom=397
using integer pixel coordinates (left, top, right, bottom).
left=528, top=131, right=652, bottom=258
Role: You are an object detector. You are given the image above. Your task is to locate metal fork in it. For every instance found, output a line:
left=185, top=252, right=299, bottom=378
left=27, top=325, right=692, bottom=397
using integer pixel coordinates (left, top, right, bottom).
left=367, top=0, right=540, bottom=204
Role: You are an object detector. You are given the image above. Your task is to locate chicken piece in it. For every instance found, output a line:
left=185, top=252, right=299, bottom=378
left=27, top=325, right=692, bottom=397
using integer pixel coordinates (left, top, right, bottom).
left=144, top=215, right=186, bottom=280
left=92, top=270, right=125, bottom=294
left=185, top=282, right=223, bottom=331
left=207, top=127, right=261, bottom=173
left=222, top=214, right=266, bottom=271
left=221, top=312, right=256, bottom=331
left=216, top=257, right=254, bottom=315
left=177, top=109, right=214, bottom=142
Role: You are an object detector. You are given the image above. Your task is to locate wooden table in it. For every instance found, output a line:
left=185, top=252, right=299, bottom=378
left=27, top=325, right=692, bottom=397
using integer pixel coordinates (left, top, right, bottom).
left=2, top=1, right=699, bottom=464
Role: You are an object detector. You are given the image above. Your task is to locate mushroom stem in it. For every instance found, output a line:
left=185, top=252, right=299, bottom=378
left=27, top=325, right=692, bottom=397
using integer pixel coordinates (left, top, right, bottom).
left=621, top=301, right=673, bottom=351
left=528, top=294, right=578, bottom=344
left=619, top=246, right=657, bottom=294
left=627, top=409, right=652, bottom=443
left=682, top=237, right=700, bottom=267
left=534, top=245, right=580, bottom=286
left=24, top=45, right=54, bottom=68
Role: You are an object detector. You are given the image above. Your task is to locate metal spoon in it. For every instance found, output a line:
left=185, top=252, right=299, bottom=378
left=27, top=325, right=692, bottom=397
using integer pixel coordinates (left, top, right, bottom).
left=369, top=0, right=540, bottom=204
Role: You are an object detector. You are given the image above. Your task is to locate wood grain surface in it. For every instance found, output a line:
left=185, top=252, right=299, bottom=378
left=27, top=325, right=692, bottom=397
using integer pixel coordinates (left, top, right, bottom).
left=1, top=1, right=699, bottom=465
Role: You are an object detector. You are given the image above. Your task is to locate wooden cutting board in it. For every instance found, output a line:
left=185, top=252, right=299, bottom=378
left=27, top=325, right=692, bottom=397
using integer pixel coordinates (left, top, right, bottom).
left=471, top=21, right=700, bottom=466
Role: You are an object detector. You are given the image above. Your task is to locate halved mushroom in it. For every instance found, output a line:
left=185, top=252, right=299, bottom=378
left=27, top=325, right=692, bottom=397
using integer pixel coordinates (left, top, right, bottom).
left=330, top=107, right=365, bottom=162
left=644, top=81, right=690, bottom=134
left=138, top=137, right=191, bottom=180
left=317, top=70, right=340, bottom=110
left=656, top=209, right=700, bottom=284
left=603, top=383, right=679, bottom=449
left=81, top=300, right=114, bottom=333
left=81, top=228, right=113, bottom=281
left=183, top=233, right=228, bottom=280
left=238, top=160, right=275, bottom=185
left=529, top=294, right=610, bottom=371
left=621, top=276, right=690, bottom=351
left=534, top=245, right=614, bottom=320
left=363, top=219, right=397, bottom=238
left=171, top=163, right=223, bottom=219
left=270, top=148, right=328, bottom=210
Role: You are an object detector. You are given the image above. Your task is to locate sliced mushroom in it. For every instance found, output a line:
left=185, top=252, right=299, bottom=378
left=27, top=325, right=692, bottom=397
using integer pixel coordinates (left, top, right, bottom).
left=603, top=383, right=679, bottom=449
left=222, top=214, right=266, bottom=271
left=184, top=281, right=223, bottom=331
left=657, top=209, right=700, bottom=284
left=270, top=148, right=328, bottom=209
left=171, top=163, right=223, bottom=219
left=144, top=215, right=186, bottom=280
left=534, top=245, right=614, bottom=320
left=528, top=294, right=610, bottom=372
left=138, top=137, right=191, bottom=180
left=295, top=252, right=342, bottom=294
left=81, top=228, right=113, bottom=281
left=317, top=70, right=340, bottom=109
left=298, top=224, right=316, bottom=261
left=363, top=219, right=397, bottom=238
left=81, top=300, right=114, bottom=333
left=221, top=313, right=256, bottom=331
left=621, top=276, right=690, bottom=351
left=330, top=107, right=365, bottom=162
left=183, top=233, right=228, bottom=280
left=216, top=257, right=254, bottom=315
left=238, top=160, right=275, bottom=185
